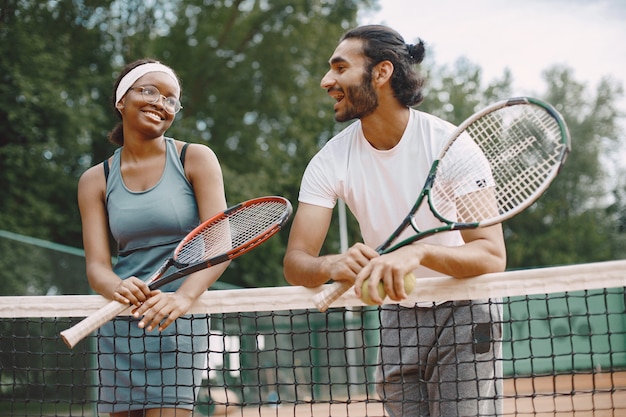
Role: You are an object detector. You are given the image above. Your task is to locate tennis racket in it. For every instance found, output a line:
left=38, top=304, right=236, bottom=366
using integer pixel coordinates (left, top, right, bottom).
left=313, top=97, right=571, bottom=312
left=61, top=196, right=292, bottom=348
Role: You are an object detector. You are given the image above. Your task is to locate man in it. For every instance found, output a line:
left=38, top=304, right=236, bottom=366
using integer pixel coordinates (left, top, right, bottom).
left=283, top=25, right=507, bottom=416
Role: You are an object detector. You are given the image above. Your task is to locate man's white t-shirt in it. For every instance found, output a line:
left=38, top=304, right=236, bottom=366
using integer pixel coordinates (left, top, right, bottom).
left=299, top=108, right=468, bottom=287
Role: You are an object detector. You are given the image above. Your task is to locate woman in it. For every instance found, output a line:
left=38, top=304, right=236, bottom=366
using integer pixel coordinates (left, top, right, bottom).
left=78, top=58, right=228, bottom=416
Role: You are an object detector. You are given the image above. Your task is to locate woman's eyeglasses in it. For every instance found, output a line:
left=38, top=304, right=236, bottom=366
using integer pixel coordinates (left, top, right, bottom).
left=129, top=86, right=182, bottom=114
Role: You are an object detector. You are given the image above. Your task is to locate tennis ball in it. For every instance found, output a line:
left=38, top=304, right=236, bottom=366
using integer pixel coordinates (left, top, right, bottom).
left=360, top=280, right=386, bottom=305
left=360, top=273, right=417, bottom=305
left=403, top=272, right=416, bottom=295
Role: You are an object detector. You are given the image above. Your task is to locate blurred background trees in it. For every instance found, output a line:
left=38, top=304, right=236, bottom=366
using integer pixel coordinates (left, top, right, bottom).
left=0, top=0, right=624, bottom=295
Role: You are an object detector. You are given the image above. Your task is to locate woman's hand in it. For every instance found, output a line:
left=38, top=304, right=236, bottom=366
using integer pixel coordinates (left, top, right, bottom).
left=132, top=291, right=195, bottom=332
left=112, top=276, right=152, bottom=307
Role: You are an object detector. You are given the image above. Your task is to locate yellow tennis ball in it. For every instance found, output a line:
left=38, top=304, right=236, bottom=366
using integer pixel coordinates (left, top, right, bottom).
left=360, top=273, right=417, bottom=305
left=360, top=279, right=386, bottom=305
left=403, top=272, right=416, bottom=295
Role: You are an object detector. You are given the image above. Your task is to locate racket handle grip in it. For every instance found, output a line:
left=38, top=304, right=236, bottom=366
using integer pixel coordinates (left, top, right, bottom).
left=60, top=300, right=130, bottom=348
left=313, top=281, right=354, bottom=312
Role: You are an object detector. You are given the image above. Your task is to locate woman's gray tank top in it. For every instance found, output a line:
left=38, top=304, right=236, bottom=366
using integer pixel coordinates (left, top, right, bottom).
left=105, top=138, right=199, bottom=291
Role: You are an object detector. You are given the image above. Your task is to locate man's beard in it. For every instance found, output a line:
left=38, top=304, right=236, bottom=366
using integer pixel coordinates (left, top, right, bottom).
left=335, top=73, right=378, bottom=123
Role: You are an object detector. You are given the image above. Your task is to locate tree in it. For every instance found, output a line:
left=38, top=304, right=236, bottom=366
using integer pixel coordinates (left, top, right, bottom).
left=420, top=59, right=625, bottom=269
left=0, top=0, right=375, bottom=291
left=143, top=0, right=373, bottom=286
left=0, top=1, right=623, bottom=294
left=0, top=0, right=115, bottom=245
left=506, top=67, right=624, bottom=266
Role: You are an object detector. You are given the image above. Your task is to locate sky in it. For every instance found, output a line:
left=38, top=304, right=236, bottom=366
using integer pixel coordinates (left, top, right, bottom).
left=359, top=0, right=626, bottom=105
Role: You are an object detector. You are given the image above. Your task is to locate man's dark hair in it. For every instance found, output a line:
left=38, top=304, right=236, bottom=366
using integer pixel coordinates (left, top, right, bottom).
left=341, top=25, right=426, bottom=107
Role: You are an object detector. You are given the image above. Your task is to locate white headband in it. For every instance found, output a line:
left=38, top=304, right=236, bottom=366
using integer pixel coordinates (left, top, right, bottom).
left=115, top=62, right=180, bottom=104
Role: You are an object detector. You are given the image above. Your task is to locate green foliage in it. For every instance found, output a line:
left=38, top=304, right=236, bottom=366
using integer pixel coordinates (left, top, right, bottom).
left=420, top=57, right=514, bottom=122
left=100, top=0, right=370, bottom=286
left=0, top=0, right=115, bottom=244
left=421, top=59, right=625, bottom=269
left=504, top=67, right=625, bottom=268
left=0, top=0, right=370, bottom=292
left=0, top=0, right=624, bottom=294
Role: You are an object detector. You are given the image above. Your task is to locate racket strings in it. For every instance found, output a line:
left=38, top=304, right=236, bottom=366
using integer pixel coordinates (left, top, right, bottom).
left=485, top=108, right=565, bottom=217
left=177, top=201, right=288, bottom=264
left=431, top=104, right=566, bottom=224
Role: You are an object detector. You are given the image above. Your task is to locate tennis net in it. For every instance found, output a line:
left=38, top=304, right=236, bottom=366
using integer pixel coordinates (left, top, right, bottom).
left=1, top=260, right=626, bottom=416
